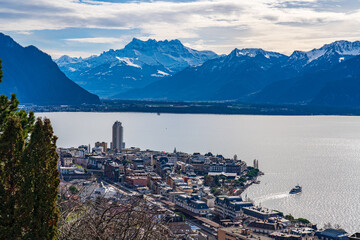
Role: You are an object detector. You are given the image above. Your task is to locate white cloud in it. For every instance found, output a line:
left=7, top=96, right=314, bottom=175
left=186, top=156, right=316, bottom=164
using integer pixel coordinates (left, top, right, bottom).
left=65, top=37, right=122, bottom=43
left=16, top=31, right=32, bottom=35
left=44, top=49, right=98, bottom=59
left=0, top=0, right=359, bottom=55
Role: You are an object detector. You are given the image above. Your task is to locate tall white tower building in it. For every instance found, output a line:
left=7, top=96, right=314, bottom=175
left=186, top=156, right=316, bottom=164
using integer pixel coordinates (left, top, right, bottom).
left=112, top=121, right=123, bottom=152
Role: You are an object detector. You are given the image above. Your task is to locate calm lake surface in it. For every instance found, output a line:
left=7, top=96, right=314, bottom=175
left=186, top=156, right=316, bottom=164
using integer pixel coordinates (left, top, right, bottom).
left=36, top=112, right=360, bottom=232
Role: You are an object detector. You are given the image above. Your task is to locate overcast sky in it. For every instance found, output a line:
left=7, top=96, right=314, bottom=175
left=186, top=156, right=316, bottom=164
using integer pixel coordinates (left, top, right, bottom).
left=1, top=0, right=360, bottom=58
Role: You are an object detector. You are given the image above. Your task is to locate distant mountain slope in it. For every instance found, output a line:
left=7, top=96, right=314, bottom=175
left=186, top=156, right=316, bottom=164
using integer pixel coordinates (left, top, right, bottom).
left=117, top=48, right=288, bottom=101
left=56, top=38, right=218, bottom=98
left=0, top=33, right=100, bottom=105
left=311, top=56, right=360, bottom=107
left=255, top=40, right=360, bottom=104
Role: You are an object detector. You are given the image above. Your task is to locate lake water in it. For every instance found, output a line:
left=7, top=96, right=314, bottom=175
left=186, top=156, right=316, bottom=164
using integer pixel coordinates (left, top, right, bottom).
left=36, top=112, right=360, bottom=232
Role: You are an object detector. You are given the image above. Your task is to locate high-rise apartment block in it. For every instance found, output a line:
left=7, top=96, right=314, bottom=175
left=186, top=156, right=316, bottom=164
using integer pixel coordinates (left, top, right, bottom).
left=112, top=121, right=123, bottom=152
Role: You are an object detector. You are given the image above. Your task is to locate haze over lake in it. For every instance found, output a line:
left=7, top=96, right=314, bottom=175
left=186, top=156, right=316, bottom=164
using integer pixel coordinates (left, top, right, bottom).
left=36, top=112, right=360, bottom=232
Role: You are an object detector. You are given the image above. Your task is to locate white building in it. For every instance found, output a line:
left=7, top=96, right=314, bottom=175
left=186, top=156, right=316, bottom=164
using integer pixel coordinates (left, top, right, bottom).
left=92, top=146, right=104, bottom=154
left=214, top=195, right=253, bottom=220
left=174, top=194, right=209, bottom=216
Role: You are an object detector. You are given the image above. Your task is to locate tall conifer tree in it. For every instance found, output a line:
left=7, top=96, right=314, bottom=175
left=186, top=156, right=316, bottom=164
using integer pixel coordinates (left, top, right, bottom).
left=0, top=59, right=59, bottom=239
left=23, top=118, right=60, bottom=239
left=0, top=117, right=25, bottom=239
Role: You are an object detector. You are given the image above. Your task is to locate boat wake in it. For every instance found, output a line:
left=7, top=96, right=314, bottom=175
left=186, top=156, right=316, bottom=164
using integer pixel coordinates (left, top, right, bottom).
left=252, top=192, right=289, bottom=204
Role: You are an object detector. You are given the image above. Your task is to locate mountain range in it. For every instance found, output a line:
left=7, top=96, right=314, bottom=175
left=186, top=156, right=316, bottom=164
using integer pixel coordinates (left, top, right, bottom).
left=56, top=38, right=218, bottom=98
left=2, top=31, right=360, bottom=109
left=253, top=41, right=360, bottom=106
left=118, top=48, right=289, bottom=100
left=118, top=40, right=360, bottom=108
left=0, top=33, right=100, bottom=105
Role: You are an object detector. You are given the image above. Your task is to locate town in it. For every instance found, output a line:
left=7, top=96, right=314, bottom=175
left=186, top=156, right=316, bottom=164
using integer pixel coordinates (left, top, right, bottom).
left=58, top=121, right=359, bottom=240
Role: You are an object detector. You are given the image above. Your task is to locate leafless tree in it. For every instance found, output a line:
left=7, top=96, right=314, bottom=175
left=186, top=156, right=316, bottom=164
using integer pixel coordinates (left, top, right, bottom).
left=58, top=193, right=173, bottom=240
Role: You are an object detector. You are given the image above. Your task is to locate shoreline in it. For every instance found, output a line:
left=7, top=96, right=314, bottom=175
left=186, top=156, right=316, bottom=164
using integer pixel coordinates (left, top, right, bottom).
left=32, top=109, right=360, bottom=117
left=23, top=99, right=360, bottom=116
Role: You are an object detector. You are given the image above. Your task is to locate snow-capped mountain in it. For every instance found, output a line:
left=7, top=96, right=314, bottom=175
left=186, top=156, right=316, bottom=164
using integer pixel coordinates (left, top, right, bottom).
left=55, top=38, right=360, bottom=108
left=120, top=38, right=218, bottom=71
left=287, top=40, right=360, bottom=70
left=234, top=48, right=285, bottom=59
left=118, top=47, right=289, bottom=101
left=119, top=40, right=360, bottom=106
left=255, top=40, right=360, bottom=105
left=56, top=55, right=83, bottom=66
left=308, top=40, right=360, bottom=61
left=56, top=38, right=218, bottom=97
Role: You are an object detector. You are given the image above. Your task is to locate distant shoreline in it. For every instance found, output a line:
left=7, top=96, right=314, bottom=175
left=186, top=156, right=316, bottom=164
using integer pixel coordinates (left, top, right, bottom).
left=25, top=99, right=360, bottom=116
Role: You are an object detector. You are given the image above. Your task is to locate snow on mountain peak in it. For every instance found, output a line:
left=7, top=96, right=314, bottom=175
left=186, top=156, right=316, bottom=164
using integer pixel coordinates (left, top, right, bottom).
left=56, top=38, right=217, bottom=73
left=305, top=49, right=326, bottom=63
left=115, top=57, right=142, bottom=69
left=231, top=48, right=285, bottom=59
left=124, top=38, right=183, bottom=51
left=54, top=38, right=219, bottom=98
left=151, top=70, right=170, bottom=77
left=323, top=40, right=360, bottom=55
left=298, top=40, right=360, bottom=63
left=290, top=50, right=307, bottom=59
left=56, top=55, right=82, bottom=66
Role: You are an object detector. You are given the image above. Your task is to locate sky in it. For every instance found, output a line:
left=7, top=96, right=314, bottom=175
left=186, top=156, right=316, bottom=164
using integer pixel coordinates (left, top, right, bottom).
left=1, top=0, right=360, bottom=58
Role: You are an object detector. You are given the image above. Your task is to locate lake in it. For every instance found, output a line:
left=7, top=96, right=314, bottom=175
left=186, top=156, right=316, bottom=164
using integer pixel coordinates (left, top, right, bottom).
left=36, top=112, right=360, bottom=232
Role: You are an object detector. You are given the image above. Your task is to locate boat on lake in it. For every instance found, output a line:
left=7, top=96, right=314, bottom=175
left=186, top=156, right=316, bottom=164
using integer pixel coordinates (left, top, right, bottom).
left=289, top=185, right=302, bottom=194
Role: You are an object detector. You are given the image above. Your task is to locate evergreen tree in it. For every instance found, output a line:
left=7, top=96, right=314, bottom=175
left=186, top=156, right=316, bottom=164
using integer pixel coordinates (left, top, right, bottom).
left=23, top=118, right=60, bottom=239
left=0, top=117, right=25, bottom=239
left=0, top=59, right=59, bottom=239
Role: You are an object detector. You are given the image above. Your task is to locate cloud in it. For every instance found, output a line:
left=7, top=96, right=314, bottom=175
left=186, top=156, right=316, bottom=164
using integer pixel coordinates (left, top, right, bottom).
left=45, top=49, right=98, bottom=59
left=16, top=31, right=32, bottom=35
left=0, top=0, right=359, bottom=56
left=65, top=37, right=122, bottom=43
